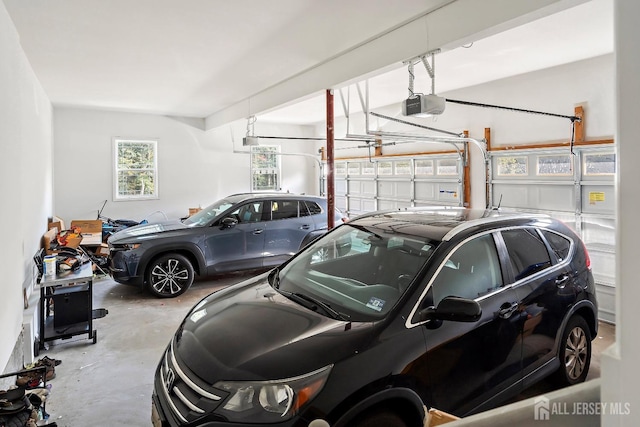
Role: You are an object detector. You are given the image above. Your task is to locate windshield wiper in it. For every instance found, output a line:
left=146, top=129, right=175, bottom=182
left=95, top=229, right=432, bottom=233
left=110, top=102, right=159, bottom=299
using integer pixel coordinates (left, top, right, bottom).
left=280, top=290, right=349, bottom=321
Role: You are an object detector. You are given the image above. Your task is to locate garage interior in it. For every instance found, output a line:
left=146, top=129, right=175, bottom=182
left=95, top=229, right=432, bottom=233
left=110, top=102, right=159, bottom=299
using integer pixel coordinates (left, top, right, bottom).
left=1, top=0, right=638, bottom=426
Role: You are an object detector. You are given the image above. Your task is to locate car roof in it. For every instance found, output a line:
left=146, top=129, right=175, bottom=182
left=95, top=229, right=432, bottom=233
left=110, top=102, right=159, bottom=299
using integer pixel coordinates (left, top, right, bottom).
left=350, top=207, right=551, bottom=242
left=225, top=193, right=325, bottom=203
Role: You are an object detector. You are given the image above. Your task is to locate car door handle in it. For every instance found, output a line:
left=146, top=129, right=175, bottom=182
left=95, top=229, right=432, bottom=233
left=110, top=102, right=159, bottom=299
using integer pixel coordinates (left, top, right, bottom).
left=253, top=229, right=264, bottom=235
left=555, top=274, right=570, bottom=288
left=498, top=302, right=518, bottom=319
left=299, top=224, right=310, bottom=230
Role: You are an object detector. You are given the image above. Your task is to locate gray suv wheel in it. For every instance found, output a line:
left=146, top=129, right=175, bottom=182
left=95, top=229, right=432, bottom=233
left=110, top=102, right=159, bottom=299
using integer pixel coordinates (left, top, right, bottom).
left=147, top=253, right=194, bottom=298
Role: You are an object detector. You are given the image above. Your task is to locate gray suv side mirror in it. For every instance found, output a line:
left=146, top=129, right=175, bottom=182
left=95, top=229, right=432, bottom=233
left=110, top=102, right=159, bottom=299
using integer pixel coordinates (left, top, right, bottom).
left=220, top=217, right=238, bottom=229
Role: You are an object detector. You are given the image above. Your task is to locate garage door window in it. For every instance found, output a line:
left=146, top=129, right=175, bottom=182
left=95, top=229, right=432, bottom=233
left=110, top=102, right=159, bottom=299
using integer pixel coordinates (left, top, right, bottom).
left=497, top=156, right=528, bottom=176
left=113, top=138, right=158, bottom=200
left=584, top=153, right=616, bottom=176
left=537, top=155, right=572, bottom=176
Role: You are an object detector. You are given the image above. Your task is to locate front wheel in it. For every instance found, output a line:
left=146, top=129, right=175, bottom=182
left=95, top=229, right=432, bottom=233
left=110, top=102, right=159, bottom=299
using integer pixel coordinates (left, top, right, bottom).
left=553, top=315, right=591, bottom=386
left=147, top=253, right=194, bottom=298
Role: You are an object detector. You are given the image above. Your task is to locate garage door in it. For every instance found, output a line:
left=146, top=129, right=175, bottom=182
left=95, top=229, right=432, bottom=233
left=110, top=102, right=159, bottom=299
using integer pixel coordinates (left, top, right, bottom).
left=490, top=145, right=616, bottom=323
left=328, top=154, right=464, bottom=218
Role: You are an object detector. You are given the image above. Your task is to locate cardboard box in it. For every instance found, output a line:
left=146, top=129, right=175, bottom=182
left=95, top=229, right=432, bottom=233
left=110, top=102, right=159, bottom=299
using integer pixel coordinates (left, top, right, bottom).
left=426, top=408, right=460, bottom=426
left=71, top=220, right=103, bottom=246
left=188, top=207, right=202, bottom=216
left=95, top=243, right=110, bottom=257
left=43, top=227, right=59, bottom=255
left=48, top=221, right=62, bottom=232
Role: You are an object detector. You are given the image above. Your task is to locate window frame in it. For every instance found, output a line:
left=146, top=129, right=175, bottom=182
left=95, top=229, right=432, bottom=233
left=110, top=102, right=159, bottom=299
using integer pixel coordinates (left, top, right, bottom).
left=113, top=138, right=158, bottom=201
left=250, top=145, right=281, bottom=192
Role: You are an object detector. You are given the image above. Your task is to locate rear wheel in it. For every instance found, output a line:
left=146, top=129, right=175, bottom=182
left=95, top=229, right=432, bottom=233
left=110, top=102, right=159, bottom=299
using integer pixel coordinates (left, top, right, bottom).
left=553, top=315, right=591, bottom=386
left=354, top=411, right=407, bottom=427
left=147, top=253, right=194, bottom=298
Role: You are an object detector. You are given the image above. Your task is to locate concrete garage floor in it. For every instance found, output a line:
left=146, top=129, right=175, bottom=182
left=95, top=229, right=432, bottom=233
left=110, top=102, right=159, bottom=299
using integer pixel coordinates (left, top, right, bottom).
left=37, top=273, right=615, bottom=427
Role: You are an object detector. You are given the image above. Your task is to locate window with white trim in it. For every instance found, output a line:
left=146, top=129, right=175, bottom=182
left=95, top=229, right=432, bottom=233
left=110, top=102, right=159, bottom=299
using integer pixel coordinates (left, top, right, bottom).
left=251, top=145, right=280, bottom=191
left=114, top=138, right=158, bottom=200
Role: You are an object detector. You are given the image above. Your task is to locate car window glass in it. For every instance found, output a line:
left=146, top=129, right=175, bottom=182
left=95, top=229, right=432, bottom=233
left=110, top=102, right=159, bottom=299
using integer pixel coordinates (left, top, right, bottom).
left=501, top=228, right=552, bottom=281
left=271, top=200, right=299, bottom=220
left=541, top=230, right=572, bottom=262
left=279, top=224, right=437, bottom=321
left=184, top=200, right=235, bottom=226
left=431, top=234, right=503, bottom=306
left=303, top=201, right=322, bottom=216
left=231, top=202, right=264, bottom=223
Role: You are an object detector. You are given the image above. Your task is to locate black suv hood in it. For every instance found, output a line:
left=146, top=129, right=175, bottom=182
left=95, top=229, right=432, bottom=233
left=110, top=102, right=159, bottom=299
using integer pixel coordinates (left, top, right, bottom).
left=174, top=276, right=374, bottom=383
left=108, top=220, right=188, bottom=243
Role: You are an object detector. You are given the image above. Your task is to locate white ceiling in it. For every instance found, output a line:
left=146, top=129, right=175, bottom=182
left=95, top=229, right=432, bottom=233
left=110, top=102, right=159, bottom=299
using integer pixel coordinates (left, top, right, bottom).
left=3, top=0, right=612, bottom=126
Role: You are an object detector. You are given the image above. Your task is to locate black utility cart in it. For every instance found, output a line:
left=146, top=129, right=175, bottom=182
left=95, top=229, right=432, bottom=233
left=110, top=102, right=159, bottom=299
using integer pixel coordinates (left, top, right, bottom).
left=38, top=262, right=105, bottom=350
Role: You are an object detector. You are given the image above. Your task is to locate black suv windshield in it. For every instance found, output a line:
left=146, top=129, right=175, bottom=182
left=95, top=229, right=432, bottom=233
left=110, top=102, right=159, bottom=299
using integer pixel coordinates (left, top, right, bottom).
left=277, top=224, right=439, bottom=321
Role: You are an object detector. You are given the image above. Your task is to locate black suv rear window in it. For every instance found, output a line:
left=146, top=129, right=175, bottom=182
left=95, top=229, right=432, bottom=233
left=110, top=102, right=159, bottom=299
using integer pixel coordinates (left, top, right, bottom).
left=541, top=230, right=572, bottom=262
left=501, top=228, right=552, bottom=281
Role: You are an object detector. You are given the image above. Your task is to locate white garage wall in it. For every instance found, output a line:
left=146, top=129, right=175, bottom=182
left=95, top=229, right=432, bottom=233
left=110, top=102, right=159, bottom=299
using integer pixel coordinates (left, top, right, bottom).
left=53, top=108, right=319, bottom=224
left=321, top=53, right=615, bottom=208
left=1, top=3, right=53, bottom=373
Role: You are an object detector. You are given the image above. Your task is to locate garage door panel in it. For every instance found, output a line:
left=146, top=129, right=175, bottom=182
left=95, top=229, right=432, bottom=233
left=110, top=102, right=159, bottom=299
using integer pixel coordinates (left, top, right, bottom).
left=362, top=180, right=376, bottom=196
left=535, top=185, right=575, bottom=211
left=415, top=182, right=436, bottom=201
left=437, top=183, right=461, bottom=203
left=335, top=196, right=347, bottom=211
left=378, top=200, right=397, bottom=210
left=377, top=181, right=394, bottom=198
left=493, top=184, right=529, bottom=208
left=582, top=185, right=615, bottom=215
left=377, top=180, right=412, bottom=200
left=595, top=284, right=615, bottom=324
left=583, top=218, right=615, bottom=246
left=491, top=147, right=615, bottom=323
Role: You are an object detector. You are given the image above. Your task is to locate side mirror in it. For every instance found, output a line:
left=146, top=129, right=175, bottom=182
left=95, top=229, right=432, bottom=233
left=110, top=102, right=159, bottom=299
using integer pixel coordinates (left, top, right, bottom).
left=419, top=296, right=482, bottom=323
left=220, top=217, right=238, bottom=229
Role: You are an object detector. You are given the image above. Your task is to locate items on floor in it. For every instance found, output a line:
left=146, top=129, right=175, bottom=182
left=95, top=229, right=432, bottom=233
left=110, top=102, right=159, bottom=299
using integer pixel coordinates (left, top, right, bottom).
left=0, top=357, right=62, bottom=427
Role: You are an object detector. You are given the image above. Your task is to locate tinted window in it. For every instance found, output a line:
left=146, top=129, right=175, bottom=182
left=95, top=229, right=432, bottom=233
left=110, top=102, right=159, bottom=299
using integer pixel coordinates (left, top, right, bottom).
left=271, top=200, right=299, bottom=220
left=231, top=202, right=264, bottom=223
left=304, top=201, right=322, bottom=216
left=431, top=234, right=503, bottom=305
left=501, top=228, right=552, bottom=281
left=541, top=230, right=572, bottom=262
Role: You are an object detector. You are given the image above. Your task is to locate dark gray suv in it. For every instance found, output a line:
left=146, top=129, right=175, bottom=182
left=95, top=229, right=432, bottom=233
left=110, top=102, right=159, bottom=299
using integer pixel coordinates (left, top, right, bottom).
left=108, top=193, right=345, bottom=297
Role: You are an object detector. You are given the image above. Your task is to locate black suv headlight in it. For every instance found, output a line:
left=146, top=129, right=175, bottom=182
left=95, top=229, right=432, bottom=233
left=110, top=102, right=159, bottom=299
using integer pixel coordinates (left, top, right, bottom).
left=214, top=365, right=332, bottom=423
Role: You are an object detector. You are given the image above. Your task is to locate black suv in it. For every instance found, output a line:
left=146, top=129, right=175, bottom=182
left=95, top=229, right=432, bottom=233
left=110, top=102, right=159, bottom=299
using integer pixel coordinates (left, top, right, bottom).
left=108, top=193, right=345, bottom=297
left=152, top=208, right=597, bottom=426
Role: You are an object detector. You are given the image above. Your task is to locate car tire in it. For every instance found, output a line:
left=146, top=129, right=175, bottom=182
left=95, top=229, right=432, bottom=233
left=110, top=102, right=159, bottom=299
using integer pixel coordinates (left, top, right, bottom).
left=147, top=253, right=194, bottom=298
left=354, top=411, right=407, bottom=427
left=553, top=315, right=591, bottom=386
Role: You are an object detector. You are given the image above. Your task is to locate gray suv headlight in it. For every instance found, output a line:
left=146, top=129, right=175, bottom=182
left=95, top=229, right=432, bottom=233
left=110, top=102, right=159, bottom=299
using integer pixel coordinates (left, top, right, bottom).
left=214, top=365, right=332, bottom=422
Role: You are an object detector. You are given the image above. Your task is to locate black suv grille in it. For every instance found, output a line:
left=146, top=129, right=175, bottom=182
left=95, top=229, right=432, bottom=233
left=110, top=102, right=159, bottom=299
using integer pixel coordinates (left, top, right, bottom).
left=158, top=340, right=227, bottom=423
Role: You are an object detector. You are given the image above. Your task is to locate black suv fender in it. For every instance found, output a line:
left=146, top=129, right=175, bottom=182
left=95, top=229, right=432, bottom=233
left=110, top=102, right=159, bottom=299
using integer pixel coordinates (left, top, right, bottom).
left=332, top=387, right=426, bottom=427
left=554, top=299, right=598, bottom=353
